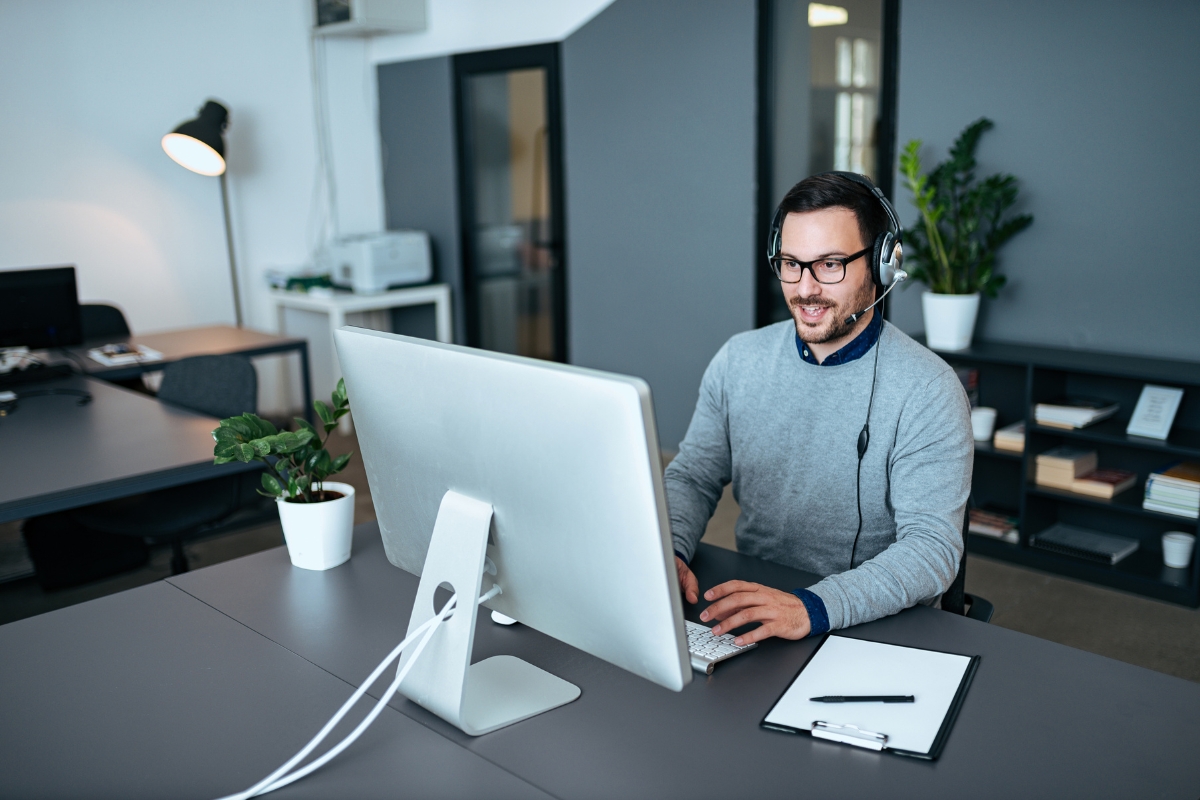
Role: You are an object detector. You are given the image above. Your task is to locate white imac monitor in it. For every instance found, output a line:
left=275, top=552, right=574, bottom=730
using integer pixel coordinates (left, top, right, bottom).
left=334, top=327, right=691, bottom=735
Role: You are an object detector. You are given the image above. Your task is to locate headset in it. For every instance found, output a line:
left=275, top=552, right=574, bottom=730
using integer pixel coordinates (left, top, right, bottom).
left=767, top=171, right=906, bottom=570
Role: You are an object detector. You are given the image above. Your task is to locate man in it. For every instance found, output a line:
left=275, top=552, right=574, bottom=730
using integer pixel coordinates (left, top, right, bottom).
left=664, top=173, right=973, bottom=646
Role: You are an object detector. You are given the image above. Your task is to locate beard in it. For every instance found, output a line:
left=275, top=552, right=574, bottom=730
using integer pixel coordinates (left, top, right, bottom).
left=788, top=280, right=877, bottom=345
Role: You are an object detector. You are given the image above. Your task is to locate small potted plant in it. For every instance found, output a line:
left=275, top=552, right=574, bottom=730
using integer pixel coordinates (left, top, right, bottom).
left=900, top=118, right=1033, bottom=350
left=212, top=379, right=355, bottom=570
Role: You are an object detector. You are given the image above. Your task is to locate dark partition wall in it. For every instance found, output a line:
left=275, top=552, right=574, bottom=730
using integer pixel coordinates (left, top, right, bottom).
left=562, top=0, right=757, bottom=450
left=889, top=0, right=1200, bottom=361
left=377, top=57, right=466, bottom=344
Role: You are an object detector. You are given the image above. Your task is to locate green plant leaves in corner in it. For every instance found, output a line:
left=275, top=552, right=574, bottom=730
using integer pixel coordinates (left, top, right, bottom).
left=900, top=117, right=1032, bottom=298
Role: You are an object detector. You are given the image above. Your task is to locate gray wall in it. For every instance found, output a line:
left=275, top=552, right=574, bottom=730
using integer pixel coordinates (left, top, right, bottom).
left=377, top=57, right=466, bottom=344
left=563, top=0, right=757, bottom=449
left=889, top=0, right=1200, bottom=361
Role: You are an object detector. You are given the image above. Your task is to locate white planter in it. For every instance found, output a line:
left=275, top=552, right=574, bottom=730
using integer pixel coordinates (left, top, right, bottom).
left=276, top=481, right=355, bottom=570
left=922, top=292, right=981, bottom=351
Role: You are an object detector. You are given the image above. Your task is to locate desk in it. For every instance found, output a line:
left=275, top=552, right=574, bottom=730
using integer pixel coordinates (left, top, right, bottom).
left=167, top=523, right=1200, bottom=799
left=0, top=376, right=255, bottom=524
left=64, top=325, right=313, bottom=419
left=0, top=580, right=552, bottom=799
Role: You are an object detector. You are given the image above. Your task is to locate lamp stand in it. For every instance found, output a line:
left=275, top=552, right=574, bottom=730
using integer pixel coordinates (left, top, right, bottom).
left=218, top=172, right=243, bottom=327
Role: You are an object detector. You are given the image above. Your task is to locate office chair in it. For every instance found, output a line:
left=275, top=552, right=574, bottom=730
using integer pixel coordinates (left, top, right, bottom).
left=70, top=355, right=266, bottom=575
left=80, top=303, right=131, bottom=340
left=942, top=507, right=995, bottom=622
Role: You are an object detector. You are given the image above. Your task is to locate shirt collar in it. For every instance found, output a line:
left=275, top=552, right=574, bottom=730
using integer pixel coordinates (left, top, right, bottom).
left=795, top=309, right=883, bottom=366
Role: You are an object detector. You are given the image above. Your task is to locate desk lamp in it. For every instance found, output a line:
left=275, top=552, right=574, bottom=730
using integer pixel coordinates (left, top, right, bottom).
left=162, top=100, right=243, bottom=327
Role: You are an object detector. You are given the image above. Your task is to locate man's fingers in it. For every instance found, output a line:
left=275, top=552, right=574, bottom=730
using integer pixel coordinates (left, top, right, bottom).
left=709, top=606, right=769, bottom=636
left=730, top=622, right=778, bottom=646
left=675, top=558, right=700, bottom=604
left=703, top=580, right=759, bottom=602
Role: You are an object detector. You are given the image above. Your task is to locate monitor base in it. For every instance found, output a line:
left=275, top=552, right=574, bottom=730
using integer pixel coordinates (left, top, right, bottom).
left=397, top=490, right=580, bottom=736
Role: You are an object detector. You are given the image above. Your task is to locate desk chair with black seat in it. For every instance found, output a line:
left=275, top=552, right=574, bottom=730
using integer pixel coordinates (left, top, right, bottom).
left=942, top=508, right=995, bottom=622
left=80, top=304, right=131, bottom=340
left=70, top=354, right=266, bottom=575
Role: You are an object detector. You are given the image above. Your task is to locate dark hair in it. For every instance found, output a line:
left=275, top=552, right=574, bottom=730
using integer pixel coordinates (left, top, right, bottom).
left=777, top=173, right=889, bottom=253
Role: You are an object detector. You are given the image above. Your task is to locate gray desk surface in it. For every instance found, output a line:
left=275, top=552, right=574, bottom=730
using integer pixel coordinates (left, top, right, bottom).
left=170, top=522, right=1200, bottom=800
left=0, top=580, right=551, bottom=799
left=0, top=375, right=254, bottom=523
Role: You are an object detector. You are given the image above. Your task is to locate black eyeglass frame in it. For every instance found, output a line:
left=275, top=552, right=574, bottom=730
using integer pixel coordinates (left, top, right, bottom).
left=769, top=246, right=871, bottom=284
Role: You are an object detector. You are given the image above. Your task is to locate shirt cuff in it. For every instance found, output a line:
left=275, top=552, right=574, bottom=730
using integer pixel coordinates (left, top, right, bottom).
left=792, top=588, right=830, bottom=638
left=674, top=550, right=690, bottom=566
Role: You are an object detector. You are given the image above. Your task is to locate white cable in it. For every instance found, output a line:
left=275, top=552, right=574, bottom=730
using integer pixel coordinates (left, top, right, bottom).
left=216, top=585, right=501, bottom=800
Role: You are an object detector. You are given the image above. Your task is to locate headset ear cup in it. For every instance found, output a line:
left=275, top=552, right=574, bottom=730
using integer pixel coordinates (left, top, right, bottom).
left=872, top=232, right=892, bottom=287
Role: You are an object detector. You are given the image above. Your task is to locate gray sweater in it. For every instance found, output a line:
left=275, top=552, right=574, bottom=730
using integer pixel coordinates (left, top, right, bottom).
left=665, top=320, right=973, bottom=631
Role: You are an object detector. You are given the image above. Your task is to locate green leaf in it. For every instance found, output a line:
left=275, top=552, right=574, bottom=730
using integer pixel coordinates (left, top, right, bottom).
left=251, top=438, right=272, bottom=457
left=314, top=400, right=334, bottom=427
left=287, top=477, right=299, bottom=498
left=260, top=473, right=283, bottom=497
left=332, top=378, right=347, bottom=409
left=235, top=442, right=255, bottom=463
left=294, top=417, right=319, bottom=437
left=330, top=452, right=352, bottom=474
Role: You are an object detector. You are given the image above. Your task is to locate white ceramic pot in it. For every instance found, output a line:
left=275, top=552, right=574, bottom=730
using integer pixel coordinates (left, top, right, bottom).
left=276, top=481, right=355, bottom=570
left=922, top=291, right=981, bottom=351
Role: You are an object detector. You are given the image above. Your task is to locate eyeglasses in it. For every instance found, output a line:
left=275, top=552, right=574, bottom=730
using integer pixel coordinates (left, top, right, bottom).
left=769, top=247, right=871, bottom=284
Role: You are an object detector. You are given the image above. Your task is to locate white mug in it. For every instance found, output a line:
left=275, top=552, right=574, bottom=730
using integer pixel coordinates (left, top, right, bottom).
left=1162, top=532, right=1195, bottom=569
left=971, top=407, right=998, bottom=442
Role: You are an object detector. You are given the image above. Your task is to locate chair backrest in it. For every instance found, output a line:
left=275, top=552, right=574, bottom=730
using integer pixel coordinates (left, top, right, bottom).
left=80, top=304, right=131, bottom=340
left=941, top=507, right=969, bottom=616
left=158, top=355, right=257, bottom=419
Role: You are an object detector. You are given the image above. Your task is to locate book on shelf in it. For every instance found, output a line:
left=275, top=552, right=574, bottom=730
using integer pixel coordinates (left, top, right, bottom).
left=1143, top=462, right=1200, bottom=518
left=1030, top=523, right=1139, bottom=565
left=1068, top=469, right=1137, bottom=499
left=1035, top=446, right=1098, bottom=488
left=1034, top=397, right=1119, bottom=430
left=968, top=508, right=1019, bottom=544
left=992, top=420, right=1025, bottom=453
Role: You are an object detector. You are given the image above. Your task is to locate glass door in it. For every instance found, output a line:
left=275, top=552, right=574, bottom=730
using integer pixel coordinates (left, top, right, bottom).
left=455, top=45, right=566, bottom=361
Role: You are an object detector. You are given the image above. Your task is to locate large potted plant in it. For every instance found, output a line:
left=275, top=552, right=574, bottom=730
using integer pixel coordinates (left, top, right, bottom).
left=900, top=118, right=1033, bottom=350
left=212, top=379, right=355, bottom=570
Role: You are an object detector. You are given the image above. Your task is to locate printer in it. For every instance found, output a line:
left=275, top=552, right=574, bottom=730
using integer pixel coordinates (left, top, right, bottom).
left=321, top=231, right=432, bottom=294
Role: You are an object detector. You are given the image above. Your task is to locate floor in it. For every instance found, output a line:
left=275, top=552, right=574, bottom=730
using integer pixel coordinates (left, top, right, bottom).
left=2, top=430, right=1197, bottom=683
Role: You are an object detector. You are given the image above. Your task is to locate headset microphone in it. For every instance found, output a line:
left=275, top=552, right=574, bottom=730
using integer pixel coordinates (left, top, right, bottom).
left=845, top=267, right=908, bottom=325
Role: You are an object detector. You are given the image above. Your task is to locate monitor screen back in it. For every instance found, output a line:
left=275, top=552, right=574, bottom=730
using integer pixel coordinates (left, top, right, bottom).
left=334, top=326, right=691, bottom=691
left=0, top=266, right=83, bottom=349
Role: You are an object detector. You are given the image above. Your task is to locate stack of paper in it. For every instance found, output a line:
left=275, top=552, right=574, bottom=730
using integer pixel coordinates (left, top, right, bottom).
left=1035, top=397, right=1119, bottom=430
left=968, top=509, right=1018, bottom=544
left=1035, top=446, right=1098, bottom=489
left=1143, top=462, right=1200, bottom=519
left=992, top=421, right=1025, bottom=453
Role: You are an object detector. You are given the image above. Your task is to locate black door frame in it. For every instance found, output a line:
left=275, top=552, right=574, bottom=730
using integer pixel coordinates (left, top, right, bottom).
left=754, top=0, right=901, bottom=329
left=452, top=43, right=568, bottom=362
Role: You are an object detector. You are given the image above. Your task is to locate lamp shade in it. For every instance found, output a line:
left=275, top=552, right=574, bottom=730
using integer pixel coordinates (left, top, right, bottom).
left=162, top=100, right=228, bottom=176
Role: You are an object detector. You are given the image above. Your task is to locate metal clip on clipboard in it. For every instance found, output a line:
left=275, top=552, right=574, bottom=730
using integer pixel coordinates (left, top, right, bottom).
left=811, top=721, right=889, bottom=751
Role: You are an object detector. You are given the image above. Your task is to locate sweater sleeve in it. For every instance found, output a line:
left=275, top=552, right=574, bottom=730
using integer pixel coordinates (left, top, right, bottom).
left=663, top=345, right=733, bottom=562
left=807, top=368, right=973, bottom=630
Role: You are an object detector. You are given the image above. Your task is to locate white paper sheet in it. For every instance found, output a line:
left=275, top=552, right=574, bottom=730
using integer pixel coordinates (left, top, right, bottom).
left=763, top=635, right=973, bottom=754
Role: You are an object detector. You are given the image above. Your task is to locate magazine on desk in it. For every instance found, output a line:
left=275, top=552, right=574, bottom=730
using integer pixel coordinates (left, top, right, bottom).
left=87, top=344, right=164, bottom=367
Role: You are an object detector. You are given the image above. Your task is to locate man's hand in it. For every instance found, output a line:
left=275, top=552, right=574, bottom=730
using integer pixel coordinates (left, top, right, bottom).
left=675, top=556, right=700, bottom=604
left=699, top=580, right=811, bottom=645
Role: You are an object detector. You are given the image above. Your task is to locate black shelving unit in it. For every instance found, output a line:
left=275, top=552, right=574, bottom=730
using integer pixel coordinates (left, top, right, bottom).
left=925, top=337, right=1200, bottom=606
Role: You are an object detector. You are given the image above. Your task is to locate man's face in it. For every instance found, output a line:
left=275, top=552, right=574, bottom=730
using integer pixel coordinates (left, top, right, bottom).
left=779, top=206, right=876, bottom=344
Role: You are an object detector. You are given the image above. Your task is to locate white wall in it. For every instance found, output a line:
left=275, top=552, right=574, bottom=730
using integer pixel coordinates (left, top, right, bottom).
left=0, top=0, right=320, bottom=411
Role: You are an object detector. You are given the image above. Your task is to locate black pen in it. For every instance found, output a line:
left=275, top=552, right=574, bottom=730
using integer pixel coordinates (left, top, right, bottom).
left=809, top=695, right=914, bottom=703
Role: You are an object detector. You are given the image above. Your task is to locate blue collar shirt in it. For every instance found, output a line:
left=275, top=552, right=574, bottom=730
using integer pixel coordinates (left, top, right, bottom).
left=795, top=308, right=883, bottom=366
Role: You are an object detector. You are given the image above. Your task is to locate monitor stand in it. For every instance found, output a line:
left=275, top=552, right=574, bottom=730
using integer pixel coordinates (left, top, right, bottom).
left=396, top=490, right=581, bottom=736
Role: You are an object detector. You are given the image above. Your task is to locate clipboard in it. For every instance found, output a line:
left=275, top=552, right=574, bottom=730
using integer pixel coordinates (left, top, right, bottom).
left=760, top=635, right=980, bottom=760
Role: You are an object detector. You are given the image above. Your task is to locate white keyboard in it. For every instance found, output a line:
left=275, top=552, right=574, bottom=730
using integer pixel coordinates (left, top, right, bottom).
left=686, top=620, right=756, bottom=674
